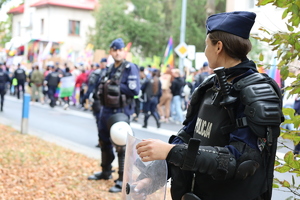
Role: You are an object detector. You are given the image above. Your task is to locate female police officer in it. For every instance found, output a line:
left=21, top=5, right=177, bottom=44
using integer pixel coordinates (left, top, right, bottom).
left=135, top=11, right=283, bottom=200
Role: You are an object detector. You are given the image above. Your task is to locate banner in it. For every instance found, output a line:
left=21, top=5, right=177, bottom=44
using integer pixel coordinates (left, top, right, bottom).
left=59, top=76, right=75, bottom=98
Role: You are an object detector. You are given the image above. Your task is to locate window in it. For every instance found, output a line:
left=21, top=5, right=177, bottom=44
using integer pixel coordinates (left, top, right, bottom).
left=41, top=19, right=44, bottom=34
left=68, top=20, right=80, bottom=36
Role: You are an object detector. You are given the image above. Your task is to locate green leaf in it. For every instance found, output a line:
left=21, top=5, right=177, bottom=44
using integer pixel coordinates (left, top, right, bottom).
left=292, top=16, right=300, bottom=27
left=291, top=4, right=299, bottom=16
left=274, top=160, right=281, bottom=166
left=275, top=165, right=291, bottom=173
left=295, top=42, right=300, bottom=51
left=282, top=107, right=295, bottom=116
left=259, top=53, right=264, bottom=61
left=286, top=23, right=295, bottom=31
left=284, top=151, right=294, bottom=164
left=280, top=66, right=290, bottom=80
left=256, top=0, right=274, bottom=6
left=276, top=0, right=290, bottom=8
left=282, top=8, right=288, bottom=19
left=272, top=183, right=279, bottom=188
left=281, top=180, right=291, bottom=187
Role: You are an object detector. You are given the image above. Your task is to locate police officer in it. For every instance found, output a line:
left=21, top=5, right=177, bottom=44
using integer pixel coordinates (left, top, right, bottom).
left=135, top=12, right=283, bottom=200
left=89, top=58, right=108, bottom=147
left=82, top=58, right=107, bottom=110
left=13, top=63, right=27, bottom=99
left=88, top=38, right=140, bottom=193
left=0, top=64, right=10, bottom=111
left=45, top=66, right=60, bottom=108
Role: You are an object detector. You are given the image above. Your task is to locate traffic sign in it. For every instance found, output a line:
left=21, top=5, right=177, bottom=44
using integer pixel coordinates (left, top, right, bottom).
left=175, top=42, right=189, bottom=58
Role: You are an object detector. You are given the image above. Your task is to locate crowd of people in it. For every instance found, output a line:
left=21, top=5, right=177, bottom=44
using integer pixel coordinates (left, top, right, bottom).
left=0, top=54, right=214, bottom=126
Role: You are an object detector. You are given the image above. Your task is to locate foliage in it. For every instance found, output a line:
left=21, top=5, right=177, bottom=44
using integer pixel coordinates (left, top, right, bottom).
left=89, top=0, right=226, bottom=60
left=256, top=0, right=300, bottom=199
left=0, top=14, right=12, bottom=48
left=0, top=0, right=11, bottom=8
left=89, top=0, right=168, bottom=57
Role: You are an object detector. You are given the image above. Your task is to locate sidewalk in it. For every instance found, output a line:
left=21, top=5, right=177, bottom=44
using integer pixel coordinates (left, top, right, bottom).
left=0, top=112, right=173, bottom=200
left=0, top=122, right=122, bottom=200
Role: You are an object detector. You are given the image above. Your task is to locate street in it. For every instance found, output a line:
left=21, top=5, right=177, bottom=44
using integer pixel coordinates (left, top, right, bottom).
left=0, top=95, right=298, bottom=200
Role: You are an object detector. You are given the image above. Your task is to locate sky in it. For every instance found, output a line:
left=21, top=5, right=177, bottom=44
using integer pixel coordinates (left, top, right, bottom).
left=0, top=0, right=23, bottom=22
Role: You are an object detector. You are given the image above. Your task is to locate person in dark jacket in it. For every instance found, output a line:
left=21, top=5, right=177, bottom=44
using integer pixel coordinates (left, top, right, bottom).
left=170, top=69, right=185, bottom=124
left=141, top=69, right=162, bottom=128
left=135, top=11, right=283, bottom=200
left=82, top=58, right=107, bottom=111
left=0, top=64, right=10, bottom=111
left=45, top=66, right=60, bottom=108
left=13, top=63, right=26, bottom=99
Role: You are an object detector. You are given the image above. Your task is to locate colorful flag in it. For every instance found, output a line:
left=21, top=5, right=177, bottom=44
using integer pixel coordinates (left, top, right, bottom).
left=59, top=76, right=75, bottom=98
left=162, top=37, right=174, bottom=72
left=54, top=82, right=61, bottom=98
left=124, top=42, right=132, bottom=59
left=267, top=56, right=281, bottom=88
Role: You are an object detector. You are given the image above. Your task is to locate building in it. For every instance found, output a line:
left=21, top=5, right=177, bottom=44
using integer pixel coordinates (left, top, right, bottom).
left=7, top=0, right=97, bottom=66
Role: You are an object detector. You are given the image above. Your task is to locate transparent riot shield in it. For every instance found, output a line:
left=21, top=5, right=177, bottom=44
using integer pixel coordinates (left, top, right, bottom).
left=122, top=133, right=167, bottom=200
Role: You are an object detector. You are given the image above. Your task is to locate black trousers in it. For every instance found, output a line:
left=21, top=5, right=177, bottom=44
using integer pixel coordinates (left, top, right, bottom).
left=16, top=81, right=25, bottom=99
left=0, top=89, right=5, bottom=109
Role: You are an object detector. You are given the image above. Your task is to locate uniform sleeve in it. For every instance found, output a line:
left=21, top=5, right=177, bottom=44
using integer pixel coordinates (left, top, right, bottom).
left=120, top=63, right=140, bottom=97
left=45, top=74, right=49, bottom=82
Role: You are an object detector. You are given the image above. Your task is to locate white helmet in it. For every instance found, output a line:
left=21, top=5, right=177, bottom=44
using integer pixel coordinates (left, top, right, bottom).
left=107, top=113, right=133, bottom=146
left=110, top=121, right=133, bottom=146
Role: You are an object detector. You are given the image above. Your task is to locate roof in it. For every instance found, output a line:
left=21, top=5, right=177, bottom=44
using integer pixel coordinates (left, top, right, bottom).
left=7, top=4, right=24, bottom=14
left=30, top=0, right=97, bottom=10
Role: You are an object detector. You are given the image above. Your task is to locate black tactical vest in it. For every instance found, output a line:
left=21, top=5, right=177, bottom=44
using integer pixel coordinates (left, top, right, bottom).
left=193, top=88, right=231, bottom=146
left=15, top=69, right=25, bottom=80
left=48, top=72, right=60, bottom=86
left=186, top=73, right=280, bottom=200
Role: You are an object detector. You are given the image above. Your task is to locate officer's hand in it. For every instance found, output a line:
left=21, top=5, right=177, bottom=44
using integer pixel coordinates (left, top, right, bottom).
left=131, top=178, right=152, bottom=200
left=136, top=139, right=174, bottom=162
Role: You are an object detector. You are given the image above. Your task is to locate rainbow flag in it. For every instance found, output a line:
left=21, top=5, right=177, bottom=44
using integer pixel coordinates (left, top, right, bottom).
left=54, top=82, right=61, bottom=98
left=267, top=56, right=281, bottom=88
left=162, top=37, right=174, bottom=72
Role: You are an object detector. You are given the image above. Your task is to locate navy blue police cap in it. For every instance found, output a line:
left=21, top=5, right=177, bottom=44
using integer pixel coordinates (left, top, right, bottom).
left=206, top=11, right=256, bottom=39
left=110, top=38, right=125, bottom=50
left=100, top=58, right=107, bottom=63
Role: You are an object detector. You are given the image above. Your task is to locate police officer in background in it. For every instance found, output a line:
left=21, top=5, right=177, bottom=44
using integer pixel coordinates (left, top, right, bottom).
left=45, top=66, right=60, bottom=108
left=82, top=58, right=107, bottom=110
left=135, top=12, right=283, bottom=200
left=89, top=58, right=108, bottom=147
left=88, top=38, right=140, bottom=193
left=13, top=63, right=27, bottom=99
left=0, top=64, right=10, bottom=111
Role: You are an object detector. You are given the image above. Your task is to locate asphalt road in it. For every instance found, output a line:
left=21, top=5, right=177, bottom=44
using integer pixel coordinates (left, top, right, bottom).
left=0, top=95, right=298, bottom=200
